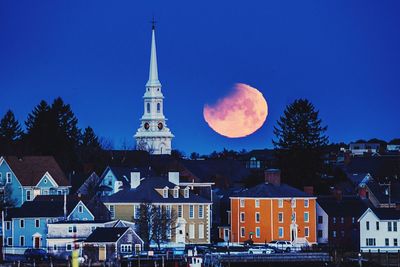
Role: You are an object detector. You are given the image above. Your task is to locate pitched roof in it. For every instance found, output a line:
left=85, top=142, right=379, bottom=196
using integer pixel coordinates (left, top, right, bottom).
left=104, top=166, right=155, bottom=187
left=344, top=156, right=400, bottom=179
left=3, top=156, right=70, bottom=186
left=85, top=227, right=129, bottom=243
left=317, top=196, right=368, bottom=217
left=231, top=182, right=312, bottom=198
left=102, top=176, right=211, bottom=204
left=369, top=207, right=400, bottom=220
left=366, top=179, right=400, bottom=205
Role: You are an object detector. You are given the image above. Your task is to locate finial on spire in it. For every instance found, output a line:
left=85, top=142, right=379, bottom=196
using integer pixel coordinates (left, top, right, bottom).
left=151, top=17, right=156, bottom=30
left=146, top=18, right=161, bottom=87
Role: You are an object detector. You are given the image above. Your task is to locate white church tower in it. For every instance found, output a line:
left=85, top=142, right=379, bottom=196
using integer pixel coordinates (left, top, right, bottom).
left=134, top=23, right=174, bottom=155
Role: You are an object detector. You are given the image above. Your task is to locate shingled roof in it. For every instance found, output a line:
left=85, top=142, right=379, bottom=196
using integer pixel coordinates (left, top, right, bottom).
left=317, top=195, right=368, bottom=217
left=85, top=227, right=130, bottom=243
left=2, top=156, right=70, bottom=186
left=231, top=182, right=313, bottom=198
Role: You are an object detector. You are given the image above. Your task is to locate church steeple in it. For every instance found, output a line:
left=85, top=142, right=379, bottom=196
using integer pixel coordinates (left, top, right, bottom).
left=146, top=21, right=161, bottom=87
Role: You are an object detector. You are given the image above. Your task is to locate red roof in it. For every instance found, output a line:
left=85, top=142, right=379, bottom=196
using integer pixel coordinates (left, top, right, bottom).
left=3, top=156, right=70, bottom=187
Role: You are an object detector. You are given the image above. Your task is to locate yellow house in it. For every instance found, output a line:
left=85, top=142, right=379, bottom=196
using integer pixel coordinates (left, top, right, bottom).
left=102, top=172, right=212, bottom=245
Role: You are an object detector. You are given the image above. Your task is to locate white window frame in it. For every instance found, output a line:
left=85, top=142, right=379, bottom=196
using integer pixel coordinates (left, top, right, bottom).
left=178, top=205, right=183, bottom=218
left=78, top=205, right=83, bottom=213
left=35, top=219, right=40, bottom=228
left=198, top=224, right=204, bottom=239
left=304, top=212, right=309, bottom=223
left=278, top=199, right=283, bottom=208
left=255, top=227, right=260, bottom=238
left=163, top=188, right=168, bottom=198
left=291, top=199, right=296, bottom=208
left=240, top=212, right=245, bottom=223
left=66, top=243, right=73, bottom=251
left=20, top=236, right=25, bottom=247
left=189, top=224, right=195, bottom=239
left=109, top=205, right=115, bottom=219
left=278, top=227, right=284, bottom=238
left=304, top=199, right=309, bottom=208
left=240, top=227, right=245, bottom=237
left=184, top=188, right=189, bottom=198
left=255, top=212, right=260, bottom=223
left=189, top=205, right=194, bottom=219
left=240, top=199, right=245, bottom=208
left=305, top=227, right=309, bottom=237
left=121, top=244, right=132, bottom=252
left=53, top=244, right=58, bottom=251
left=26, top=189, right=32, bottom=201
left=255, top=199, right=260, bottom=208
left=278, top=212, right=283, bottom=223
left=173, top=188, right=179, bottom=198
left=198, top=205, right=204, bottom=219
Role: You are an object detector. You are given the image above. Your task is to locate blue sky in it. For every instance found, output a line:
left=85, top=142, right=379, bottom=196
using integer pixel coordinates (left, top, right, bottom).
left=1, top=0, right=399, bottom=154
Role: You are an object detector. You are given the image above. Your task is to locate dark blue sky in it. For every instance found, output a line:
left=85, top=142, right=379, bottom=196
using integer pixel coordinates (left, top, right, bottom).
left=1, top=1, right=399, bottom=154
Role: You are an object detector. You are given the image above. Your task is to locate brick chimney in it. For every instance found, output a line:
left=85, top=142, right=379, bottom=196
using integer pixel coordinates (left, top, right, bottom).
left=303, top=186, right=314, bottom=195
left=265, top=169, right=281, bottom=186
left=334, top=189, right=343, bottom=201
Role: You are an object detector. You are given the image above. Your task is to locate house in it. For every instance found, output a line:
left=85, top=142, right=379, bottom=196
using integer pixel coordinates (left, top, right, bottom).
left=102, top=171, right=212, bottom=246
left=229, top=169, right=317, bottom=246
left=358, top=207, right=400, bottom=252
left=359, top=178, right=400, bottom=208
left=349, top=143, right=380, bottom=156
left=316, top=194, right=367, bottom=250
left=0, top=156, right=71, bottom=207
left=46, top=219, right=135, bottom=255
left=2, top=195, right=107, bottom=255
left=83, top=227, right=143, bottom=261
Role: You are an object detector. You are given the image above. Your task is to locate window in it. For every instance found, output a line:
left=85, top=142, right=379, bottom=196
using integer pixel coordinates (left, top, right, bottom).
left=340, top=230, right=345, bottom=237
left=394, top=222, right=398, bottom=232
left=278, top=227, right=284, bottom=238
left=291, top=199, right=296, bottom=208
left=255, top=212, right=260, bottom=223
left=352, top=217, right=356, bottom=224
left=163, top=188, right=168, bottom=198
left=240, top=227, right=245, bottom=237
left=0, top=173, right=2, bottom=180
left=376, top=222, right=380, bottom=230
left=121, top=244, right=132, bottom=252
left=173, top=188, right=179, bottom=198
left=366, top=238, right=376, bottom=246
left=278, top=212, right=283, bottom=223
left=20, top=219, right=24, bottom=228
left=42, top=189, right=49, bottom=195
left=146, top=103, right=150, bottom=113
left=198, top=224, right=205, bottom=239
left=333, top=217, right=337, bottom=224
left=57, top=190, right=63, bottom=195
left=157, top=103, right=161, bottom=113
left=305, top=227, right=309, bottom=237
left=304, top=199, right=309, bottom=208
left=6, top=172, right=11, bottom=183
left=292, top=212, right=296, bottom=222
left=189, top=205, right=194, bottom=219
left=178, top=205, right=183, bottom=218
left=166, top=205, right=171, bottom=219
left=35, top=219, right=40, bottom=228
left=304, top=212, right=309, bottom=222
left=332, top=231, right=337, bottom=238
left=184, top=188, right=189, bottom=198
left=385, top=238, right=390, bottom=246
left=255, top=227, right=260, bottom=238
left=26, top=190, right=32, bottom=201
left=91, top=226, right=96, bottom=232
left=7, top=237, right=12, bottom=246
left=53, top=244, right=58, bottom=251
left=394, top=238, right=398, bottom=247
left=240, top=199, right=245, bottom=207
left=68, top=226, right=77, bottom=233
left=255, top=199, right=260, bottom=208
left=133, top=205, right=139, bottom=219
left=198, top=205, right=204, bottom=219
left=388, top=222, right=393, bottom=232
left=66, top=243, right=72, bottom=251
left=317, top=230, right=323, bottom=238
left=278, top=199, right=283, bottom=208
left=366, top=221, right=370, bottom=230
left=20, top=236, right=25, bottom=247
left=189, top=224, right=195, bottom=239
left=318, top=216, right=323, bottom=224
left=109, top=205, right=115, bottom=219
left=340, top=217, right=344, bottom=224
left=240, top=212, right=245, bottom=222
left=5, top=221, right=11, bottom=230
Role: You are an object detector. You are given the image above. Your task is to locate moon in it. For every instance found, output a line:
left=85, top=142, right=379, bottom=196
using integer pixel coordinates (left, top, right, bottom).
left=203, top=83, right=268, bottom=138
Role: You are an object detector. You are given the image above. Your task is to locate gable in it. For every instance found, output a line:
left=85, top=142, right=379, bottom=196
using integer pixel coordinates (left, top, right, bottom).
left=67, top=201, right=95, bottom=221
left=100, top=168, right=117, bottom=187
left=36, top=172, right=58, bottom=188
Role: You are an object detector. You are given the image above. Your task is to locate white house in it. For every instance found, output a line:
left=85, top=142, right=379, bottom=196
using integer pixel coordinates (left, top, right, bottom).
left=358, top=208, right=400, bottom=252
left=316, top=202, right=329, bottom=244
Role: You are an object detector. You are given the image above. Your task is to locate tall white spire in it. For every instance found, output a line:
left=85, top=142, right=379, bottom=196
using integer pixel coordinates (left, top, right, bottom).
left=146, top=23, right=161, bottom=87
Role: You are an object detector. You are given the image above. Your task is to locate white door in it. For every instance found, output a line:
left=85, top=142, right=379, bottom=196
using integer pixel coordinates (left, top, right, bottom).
left=176, top=218, right=186, bottom=243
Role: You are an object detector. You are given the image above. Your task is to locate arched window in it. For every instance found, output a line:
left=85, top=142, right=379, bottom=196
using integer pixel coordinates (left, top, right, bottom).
left=147, top=103, right=150, bottom=113
left=157, top=103, right=161, bottom=113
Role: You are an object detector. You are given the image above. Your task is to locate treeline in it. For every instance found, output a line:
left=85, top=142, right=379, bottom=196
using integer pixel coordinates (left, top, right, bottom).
left=0, top=97, right=104, bottom=174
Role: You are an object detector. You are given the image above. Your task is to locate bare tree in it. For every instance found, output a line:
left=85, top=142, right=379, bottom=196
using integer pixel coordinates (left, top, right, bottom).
left=134, top=202, right=152, bottom=249
left=150, top=205, right=177, bottom=250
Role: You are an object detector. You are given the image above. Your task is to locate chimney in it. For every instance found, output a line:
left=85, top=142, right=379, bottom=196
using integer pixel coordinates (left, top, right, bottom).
left=168, top=172, right=180, bottom=185
left=303, top=186, right=314, bottom=195
left=334, top=189, right=342, bottom=201
left=130, top=172, right=141, bottom=189
left=265, top=169, right=281, bottom=186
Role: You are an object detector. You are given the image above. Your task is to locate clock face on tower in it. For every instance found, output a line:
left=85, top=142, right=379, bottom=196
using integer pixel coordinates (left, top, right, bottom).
left=158, top=122, right=163, bottom=130
left=144, top=122, right=150, bottom=130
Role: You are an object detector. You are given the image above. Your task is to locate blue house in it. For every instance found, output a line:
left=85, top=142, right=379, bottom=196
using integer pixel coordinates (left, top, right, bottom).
left=0, top=156, right=71, bottom=207
left=3, top=195, right=99, bottom=255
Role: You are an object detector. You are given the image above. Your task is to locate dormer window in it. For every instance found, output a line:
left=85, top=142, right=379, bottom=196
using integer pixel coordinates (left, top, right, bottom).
left=173, top=187, right=179, bottom=198
left=184, top=188, right=189, bottom=198
left=163, top=187, right=169, bottom=198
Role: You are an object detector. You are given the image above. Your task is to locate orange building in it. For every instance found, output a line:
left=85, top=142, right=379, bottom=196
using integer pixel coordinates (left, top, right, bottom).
left=229, top=169, right=317, bottom=245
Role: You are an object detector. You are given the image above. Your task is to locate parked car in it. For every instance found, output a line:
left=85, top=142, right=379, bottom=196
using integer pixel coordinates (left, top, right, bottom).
left=267, top=240, right=293, bottom=252
left=248, top=246, right=275, bottom=254
left=24, top=249, right=49, bottom=261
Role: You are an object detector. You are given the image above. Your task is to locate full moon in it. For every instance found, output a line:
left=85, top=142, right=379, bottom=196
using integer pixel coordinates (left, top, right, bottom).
left=203, top=83, right=268, bottom=138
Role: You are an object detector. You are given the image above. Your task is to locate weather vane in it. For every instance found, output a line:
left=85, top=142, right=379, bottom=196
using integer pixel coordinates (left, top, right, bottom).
left=150, top=17, right=157, bottom=30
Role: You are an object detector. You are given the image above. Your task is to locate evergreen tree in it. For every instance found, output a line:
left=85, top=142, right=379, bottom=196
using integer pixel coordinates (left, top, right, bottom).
left=81, top=127, right=101, bottom=149
left=0, top=110, right=23, bottom=153
left=273, top=99, right=328, bottom=189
